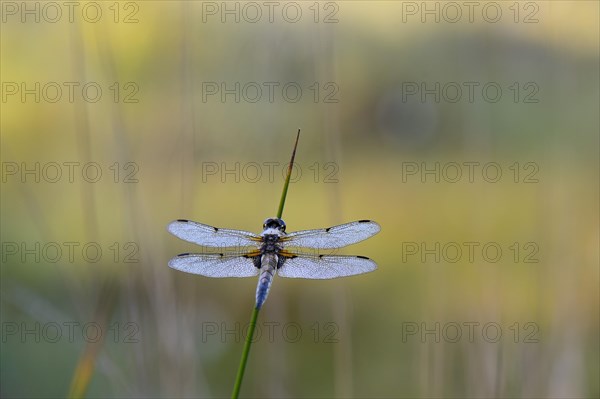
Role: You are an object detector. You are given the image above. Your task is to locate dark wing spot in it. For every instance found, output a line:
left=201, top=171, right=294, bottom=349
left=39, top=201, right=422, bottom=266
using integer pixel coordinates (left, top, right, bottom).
left=218, top=253, right=224, bottom=257
left=178, top=253, right=191, bottom=256
left=177, top=219, right=189, bottom=222
left=319, top=254, right=324, bottom=258
left=358, top=219, right=371, bottom=223
left=213, top=227, right=219, bottom=232
left=356, top=255, right=370, bottom=260
left=325, top=227, right=331, bottom=232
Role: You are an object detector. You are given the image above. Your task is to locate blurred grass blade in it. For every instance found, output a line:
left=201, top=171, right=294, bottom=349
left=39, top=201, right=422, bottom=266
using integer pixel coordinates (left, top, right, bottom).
left=68, top=279, right=119, bottom=398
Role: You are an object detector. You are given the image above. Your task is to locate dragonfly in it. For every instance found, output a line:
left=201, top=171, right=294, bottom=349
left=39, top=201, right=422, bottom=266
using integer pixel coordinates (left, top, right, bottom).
left=167, top=217, right=380, bottom=309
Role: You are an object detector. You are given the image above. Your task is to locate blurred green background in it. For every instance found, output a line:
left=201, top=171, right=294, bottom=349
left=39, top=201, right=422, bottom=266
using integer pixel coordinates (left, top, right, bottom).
left=1, top=1, right=598, bottom=398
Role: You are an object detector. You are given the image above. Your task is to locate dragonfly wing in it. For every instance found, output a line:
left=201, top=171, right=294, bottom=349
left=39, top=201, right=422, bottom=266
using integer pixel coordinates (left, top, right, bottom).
left=284, top=220, right=380, bottom=249
left=277, top=255, right=377, bottom=279
left=169, top=253, right=259, bottom=278
left=167, top=219, right=260, bottom=248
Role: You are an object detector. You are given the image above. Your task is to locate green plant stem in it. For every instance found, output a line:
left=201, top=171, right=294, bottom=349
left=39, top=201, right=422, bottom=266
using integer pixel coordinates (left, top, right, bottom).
left=277, top=129, right=300, bottom=219
left=231, top=306, right=259, bottom=399
left=231, top=129, right=301, bottom=399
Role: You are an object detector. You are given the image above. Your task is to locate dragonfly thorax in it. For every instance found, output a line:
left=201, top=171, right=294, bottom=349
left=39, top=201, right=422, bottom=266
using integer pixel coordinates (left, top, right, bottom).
left=260, top=233, right=284, bottom=253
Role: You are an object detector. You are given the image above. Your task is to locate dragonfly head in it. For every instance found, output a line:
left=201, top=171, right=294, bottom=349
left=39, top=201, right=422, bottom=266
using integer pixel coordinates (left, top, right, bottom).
left=262, top=217, right=286, bottom=233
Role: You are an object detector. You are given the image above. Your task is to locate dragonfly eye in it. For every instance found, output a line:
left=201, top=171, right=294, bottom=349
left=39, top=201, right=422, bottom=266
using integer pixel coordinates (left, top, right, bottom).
left=263, top=217, right=286, bottom=232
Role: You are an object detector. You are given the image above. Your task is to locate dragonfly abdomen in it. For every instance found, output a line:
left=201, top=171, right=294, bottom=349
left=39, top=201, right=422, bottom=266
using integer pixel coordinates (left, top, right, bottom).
left=255, top=253, right=277, bottom=309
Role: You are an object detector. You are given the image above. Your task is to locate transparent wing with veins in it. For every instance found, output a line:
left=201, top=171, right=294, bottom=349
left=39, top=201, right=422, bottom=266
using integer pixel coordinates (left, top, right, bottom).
left=169, top=253, right=259, bottom=278
left=167, top=219, right=261, bottom=249
left=283, top=220, right=380, bottom=249
left=278, top=255, right=377, bottom=279
left=167, top=219, right=261, bottom=277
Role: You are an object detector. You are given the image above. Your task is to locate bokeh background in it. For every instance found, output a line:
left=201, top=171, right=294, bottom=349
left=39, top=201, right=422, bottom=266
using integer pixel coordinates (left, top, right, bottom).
left=1, top=1, right=598, bottom=398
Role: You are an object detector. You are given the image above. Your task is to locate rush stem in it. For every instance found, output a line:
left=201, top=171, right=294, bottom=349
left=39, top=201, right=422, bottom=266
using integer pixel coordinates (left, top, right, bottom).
left=231, top=129, right=301, bottom=399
